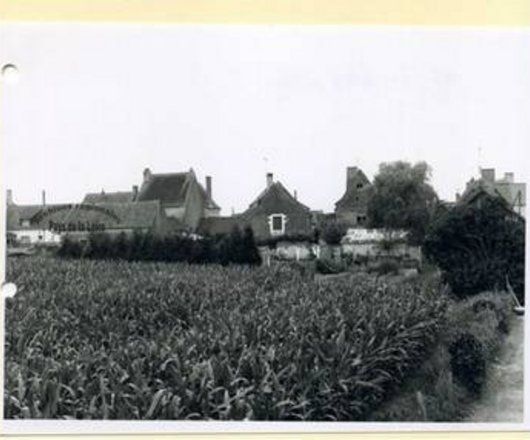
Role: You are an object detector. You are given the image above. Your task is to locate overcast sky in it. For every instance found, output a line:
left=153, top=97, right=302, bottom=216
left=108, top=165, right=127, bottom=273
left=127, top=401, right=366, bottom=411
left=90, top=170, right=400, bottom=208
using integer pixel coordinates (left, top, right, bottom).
left=1, top=24, right=529, bottom=214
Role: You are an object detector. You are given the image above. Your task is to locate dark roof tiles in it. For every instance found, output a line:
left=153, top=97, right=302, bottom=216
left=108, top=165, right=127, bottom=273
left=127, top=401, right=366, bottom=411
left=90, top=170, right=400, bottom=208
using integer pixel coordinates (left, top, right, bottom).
left=83, top=192, right=134, bottom=204
left=137, top=172, right=190, bottom=205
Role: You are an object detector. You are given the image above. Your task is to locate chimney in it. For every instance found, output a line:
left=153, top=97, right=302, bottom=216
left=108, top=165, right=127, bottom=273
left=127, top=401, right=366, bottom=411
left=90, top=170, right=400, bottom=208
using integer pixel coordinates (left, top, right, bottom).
left=266, top=172, right=273, bottom=188
left=132, top=185, right=138, bottom=200
left=42, top=190, right=46, bottom=206
left=143, top=167, right=152, bottom=183
left=480, top=168, right=495, bottom=183
left=205, top=176, right=212, bottom=199
left=455, top=192, right=461, bottom=202
left=294, top=190, right=298, bottom=200
left=504, top=172, right=514, bottom=183
left=6, top=189, right=13, bottom=205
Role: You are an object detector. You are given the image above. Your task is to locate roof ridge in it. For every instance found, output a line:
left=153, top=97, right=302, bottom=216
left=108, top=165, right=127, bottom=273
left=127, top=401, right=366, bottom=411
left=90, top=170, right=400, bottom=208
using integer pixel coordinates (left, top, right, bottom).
left=150, top=171, right=190, bottom=178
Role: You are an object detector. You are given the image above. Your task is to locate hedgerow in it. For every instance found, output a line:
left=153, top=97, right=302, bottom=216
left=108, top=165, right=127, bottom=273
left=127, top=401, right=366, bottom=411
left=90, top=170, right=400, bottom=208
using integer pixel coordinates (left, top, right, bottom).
left=58, top=226, right=261, bottom=266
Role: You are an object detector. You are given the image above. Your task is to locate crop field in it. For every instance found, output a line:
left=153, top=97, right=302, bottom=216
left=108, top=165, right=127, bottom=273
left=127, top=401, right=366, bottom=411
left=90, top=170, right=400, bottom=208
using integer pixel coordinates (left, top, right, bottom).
left=4, top=256, right=446, bottom=420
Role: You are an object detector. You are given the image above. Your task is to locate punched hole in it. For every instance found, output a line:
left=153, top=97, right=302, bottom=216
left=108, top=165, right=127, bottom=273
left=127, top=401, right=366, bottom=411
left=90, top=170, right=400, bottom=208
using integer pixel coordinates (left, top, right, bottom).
left=2, top=64, right=20, bottom=84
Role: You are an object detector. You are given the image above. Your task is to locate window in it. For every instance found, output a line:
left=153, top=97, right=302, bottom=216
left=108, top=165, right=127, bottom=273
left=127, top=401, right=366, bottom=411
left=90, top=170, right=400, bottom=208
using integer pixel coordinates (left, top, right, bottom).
left=357, top=215, right=367, bottom=225
left=356, top=183, right=363, bottom=189
left=268, top=213, right=287, bottom=235
left=19, top=219, right=30, bottom=227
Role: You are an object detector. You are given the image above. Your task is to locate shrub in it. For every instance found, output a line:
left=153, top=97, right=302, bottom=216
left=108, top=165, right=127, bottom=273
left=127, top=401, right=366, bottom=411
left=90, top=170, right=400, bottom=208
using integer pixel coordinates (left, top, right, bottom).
left=368, top=284, right=513, bottom=422
left=448, top=333, right=486, bottom=396
left=423, top=194, right=525, bottom=303
left=371, top=259, right=399, bottom=276
left=257, top=232, right=318, bottom=249
left=320, top=221, right=348, bottom=245
left=315, top=257, right=346, bottom=274
left=57, top=236, right=83, bottom=258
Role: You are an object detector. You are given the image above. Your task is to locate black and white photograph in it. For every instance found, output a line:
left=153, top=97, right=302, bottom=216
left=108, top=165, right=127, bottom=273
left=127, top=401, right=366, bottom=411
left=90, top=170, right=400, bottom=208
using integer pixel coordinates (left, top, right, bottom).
left=0, top=22, right=528, bottom=433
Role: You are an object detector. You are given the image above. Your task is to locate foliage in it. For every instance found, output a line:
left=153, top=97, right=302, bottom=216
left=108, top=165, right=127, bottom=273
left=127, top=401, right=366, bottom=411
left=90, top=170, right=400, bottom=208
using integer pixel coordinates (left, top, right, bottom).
left=315, top=257, right=347, bottom=275
left=371, top=260, right=400, bottom=276
left=423, top=194, right=525, bottom=303
left=58, top=226, right=262, bottom=266
left=257, top=232, right=318, bottom=249
left=367, top=161, right=438, bottom=245
left=5, top=256, right=446, bottom=420
left=448, top=334, right=486, bottom=396
left=369, top=288, right=513, bottom=421
left=320, top=221, right=348, bottom=246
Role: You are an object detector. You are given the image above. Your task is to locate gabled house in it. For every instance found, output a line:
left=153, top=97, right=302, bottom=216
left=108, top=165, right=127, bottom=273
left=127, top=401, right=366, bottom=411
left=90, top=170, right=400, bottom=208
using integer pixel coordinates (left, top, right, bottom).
left=136, top=168, right=220, bottom=232
left=238, top=173, right=313, bottom=241
left=334, top=166, right=372, bottom=226
left=461, top=168, right=526, bottom=218
left=458, top=181, right=524, bottom=221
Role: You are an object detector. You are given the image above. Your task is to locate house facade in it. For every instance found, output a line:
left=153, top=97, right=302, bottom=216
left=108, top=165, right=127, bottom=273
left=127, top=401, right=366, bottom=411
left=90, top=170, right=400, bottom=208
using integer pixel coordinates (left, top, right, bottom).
left=237, top=173, right=314, bottom=242
left=334, top=166, right=372, bottom=227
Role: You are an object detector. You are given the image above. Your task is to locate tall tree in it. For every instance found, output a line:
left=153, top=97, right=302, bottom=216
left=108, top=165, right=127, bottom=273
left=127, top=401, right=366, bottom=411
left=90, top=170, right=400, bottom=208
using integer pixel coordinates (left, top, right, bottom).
left=367, top=161, right=438, bottom=245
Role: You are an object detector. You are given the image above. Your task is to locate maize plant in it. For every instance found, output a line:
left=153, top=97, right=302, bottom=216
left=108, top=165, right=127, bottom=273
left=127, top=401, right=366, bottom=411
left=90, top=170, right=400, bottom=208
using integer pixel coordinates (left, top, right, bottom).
left=4, top=256, right=447, bottom=420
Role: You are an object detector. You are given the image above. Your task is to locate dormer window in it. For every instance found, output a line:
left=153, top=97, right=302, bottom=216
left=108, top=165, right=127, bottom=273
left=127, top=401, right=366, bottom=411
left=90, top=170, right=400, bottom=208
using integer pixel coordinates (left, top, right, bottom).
left=268, top=213, right=287, bottom=236
left=19, top=219, right=30, bottom=227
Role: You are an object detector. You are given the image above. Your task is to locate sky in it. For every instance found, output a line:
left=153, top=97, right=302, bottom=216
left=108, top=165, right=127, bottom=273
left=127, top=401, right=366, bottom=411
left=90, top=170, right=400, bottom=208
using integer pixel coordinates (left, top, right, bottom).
left=1, top=23, right=529, bottom=215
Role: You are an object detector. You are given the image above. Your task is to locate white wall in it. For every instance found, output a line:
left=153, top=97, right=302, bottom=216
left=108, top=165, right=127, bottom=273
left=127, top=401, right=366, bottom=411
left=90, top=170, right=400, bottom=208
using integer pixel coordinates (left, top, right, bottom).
left=11, top=229, right=61, bottom=245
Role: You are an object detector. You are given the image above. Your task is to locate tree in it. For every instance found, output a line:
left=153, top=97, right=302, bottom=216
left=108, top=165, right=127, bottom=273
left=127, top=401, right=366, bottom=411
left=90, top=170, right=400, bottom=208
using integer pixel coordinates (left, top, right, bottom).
left=367, top=161, right=438, bottom=245
left=423, top=194, right=525, bottom=303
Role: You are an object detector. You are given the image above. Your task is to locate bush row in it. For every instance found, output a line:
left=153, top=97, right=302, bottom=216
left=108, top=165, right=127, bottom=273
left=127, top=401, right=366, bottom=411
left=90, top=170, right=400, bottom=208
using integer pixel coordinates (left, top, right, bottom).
left=57, top=227, right=262, bottom=266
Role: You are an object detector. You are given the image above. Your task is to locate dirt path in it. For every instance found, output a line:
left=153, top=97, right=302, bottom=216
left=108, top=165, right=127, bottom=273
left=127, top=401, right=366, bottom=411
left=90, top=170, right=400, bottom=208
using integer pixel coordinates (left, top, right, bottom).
left=467, top=316, right=524, bottom=422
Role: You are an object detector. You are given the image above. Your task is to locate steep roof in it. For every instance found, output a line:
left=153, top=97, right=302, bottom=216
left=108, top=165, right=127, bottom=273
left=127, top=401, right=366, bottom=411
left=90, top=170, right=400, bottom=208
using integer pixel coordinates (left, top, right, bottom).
left=63, top=201, right=161, bottom=229
left=335, top=167, right=371, bottom=209
left=83, top=191, right=134, bottom=204
left=241, top=181, right=310, bottom=219
left=460, top=181, right=508, bottom=207
left=335, top=185, right=371, bottom=209
left=136, top=171, right=220, bottom=209
left=457, top=183, right=524, bottom=221
left=197, top=184, right=220, bottom=210
left=137, top=172, right=191, bottom=205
